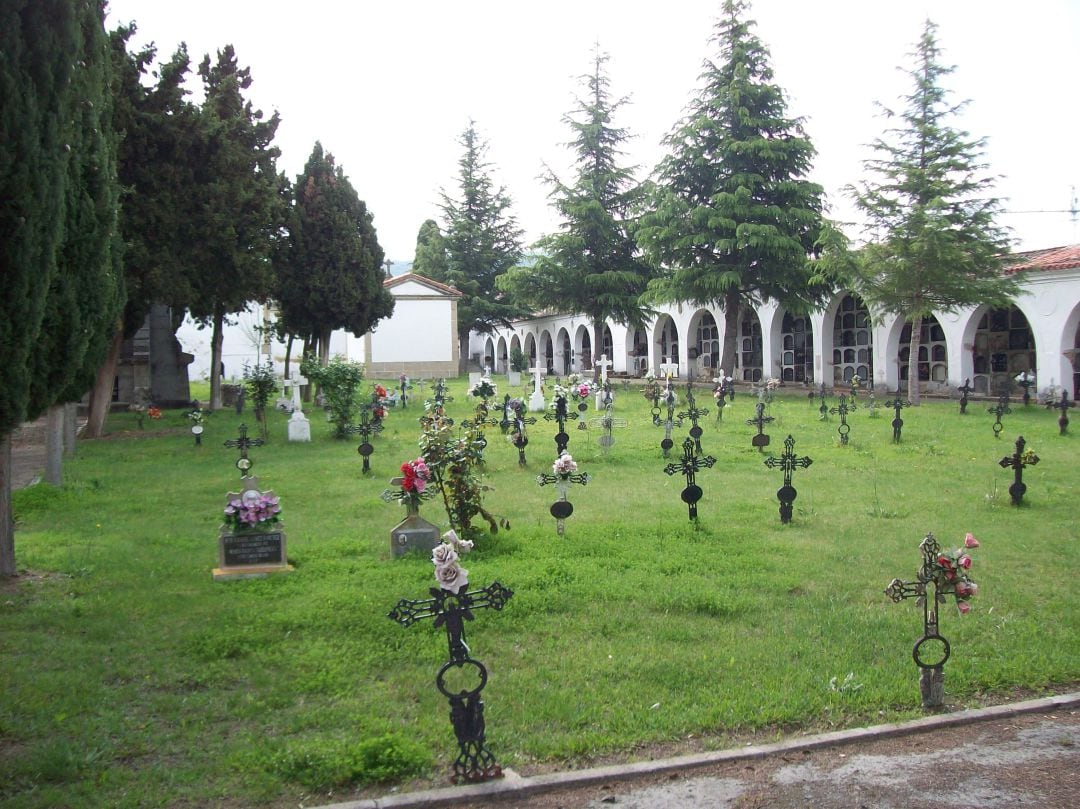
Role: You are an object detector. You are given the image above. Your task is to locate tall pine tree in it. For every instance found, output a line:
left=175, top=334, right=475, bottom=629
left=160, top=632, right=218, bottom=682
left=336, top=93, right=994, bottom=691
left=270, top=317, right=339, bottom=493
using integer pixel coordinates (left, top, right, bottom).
left=411, top=219, right=448, bottom=278
left=498, top=48, right=653, bottom=374
left=636, top=0, right=826, bottom=377
left=849, top=19, right=1016, bottom=404
left=186, top=46, right=285, bottom=410
left=439, top=122, right=525, bottom=368
left=277, top=142, right=394, bottom=365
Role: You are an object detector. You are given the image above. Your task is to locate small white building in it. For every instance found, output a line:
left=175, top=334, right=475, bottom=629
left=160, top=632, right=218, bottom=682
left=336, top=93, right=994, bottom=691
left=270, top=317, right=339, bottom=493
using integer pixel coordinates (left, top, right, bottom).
left=362, top=273, right=462, bottom=379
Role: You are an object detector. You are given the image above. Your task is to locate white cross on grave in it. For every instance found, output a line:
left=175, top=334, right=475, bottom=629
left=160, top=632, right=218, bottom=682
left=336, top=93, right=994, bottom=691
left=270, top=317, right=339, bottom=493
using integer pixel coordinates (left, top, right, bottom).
left=288, top=373, right=311, bottom=442
left=595, top=354, right=613, bottom=410
left=528, top=365, right=546, bottom=412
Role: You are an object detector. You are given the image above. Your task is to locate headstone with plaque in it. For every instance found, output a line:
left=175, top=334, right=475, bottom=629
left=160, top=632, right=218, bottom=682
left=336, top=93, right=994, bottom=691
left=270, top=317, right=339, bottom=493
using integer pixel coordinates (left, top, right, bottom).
left=384, top=476, right=441, bottom=558
left=213, top=476, right=292, bottom=580
left=287, top=373, right=311, bottom=442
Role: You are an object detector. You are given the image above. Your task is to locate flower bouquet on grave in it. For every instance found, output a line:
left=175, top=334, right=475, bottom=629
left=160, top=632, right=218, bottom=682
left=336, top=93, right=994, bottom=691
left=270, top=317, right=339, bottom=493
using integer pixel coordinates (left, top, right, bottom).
left=553, top=452, right=578, bottom=480
left=372, top=384, right=390, bottom=420
left=929, top=533, right=981, bottom=614
left=381, top=457, right=435, bottom=512
left=431, top=530, right=474, bottom=594
left=222, top=490, right=282, bottom=533
left=570, top=380, right=592, bottom=405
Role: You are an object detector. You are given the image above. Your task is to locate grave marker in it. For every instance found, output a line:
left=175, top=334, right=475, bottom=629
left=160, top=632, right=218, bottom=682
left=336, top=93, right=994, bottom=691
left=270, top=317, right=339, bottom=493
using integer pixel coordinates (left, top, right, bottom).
left=590, top=401, right=627, bottom=456
left=287, top=372, right=311, bottom=442
left=998, top=435, right=1039, bottom=505
left=987, top=394, right=1011, bottom=439
left=381, top=462, right=440, bottom=557
left=817, top=383, right=830, bottom=421
left=663, top=436, right=717, bottom=521
left=536, top=453, right=591, bottom=535
left=1015, top=371, right=1036, bottom=406
left=957, top=379, right=974, bottom=414
left=510, top=400, right=536, bottom=466
left=527, top=365, right=546, bottom=412
left=223, top=423, right=264, bottom=477
left=544, top=393, right=579, bottom=455
left=830, top=395, right=854, bottom=445
left=884, top=388, right=911, bottom=443
left=763, top=434, right=813, bottom=524
left=344, top=405, right=379, bottom=474
left=389, top=573, right=514, bottom=783
left=746, top=401, right=774, bottom=451
left=214, top=476, right=291, bottom=580
left=594, top=355, right=613, bottom=410
left=655, top=382, right=682, bottom=458
left=678, top=383, right=709, bottom=454
left=1046, top=390, right=1074, bottom=435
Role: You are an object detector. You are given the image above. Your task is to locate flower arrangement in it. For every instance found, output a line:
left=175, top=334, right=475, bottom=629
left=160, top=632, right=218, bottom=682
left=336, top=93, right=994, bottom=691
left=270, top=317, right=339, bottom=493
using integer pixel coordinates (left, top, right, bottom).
left=223, top=491, right=282, bottom=532
left=644, top=370, right=656, bottom=382
left=765, top=377, right=780, bottom=390
left=186, top=407, right=207, bottom=427
left=931, top=533, right=980, bottom=614
left=148, top=407, right=162, bottom=420
left=382, top=457, right=434, bottom=509
left=553, top=453, right=578, bottom=477
left=432, top=529, right=474, bottom=594
left=469, top=377, right=497, bottom=399
left=1020, top=447, right=1039, bottom=466
left=571, top=381, right=592, bottom=401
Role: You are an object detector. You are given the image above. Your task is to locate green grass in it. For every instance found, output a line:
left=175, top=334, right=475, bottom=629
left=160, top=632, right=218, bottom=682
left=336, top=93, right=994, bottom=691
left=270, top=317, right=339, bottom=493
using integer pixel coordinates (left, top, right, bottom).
left=2, top=379, right=1077, bottom=807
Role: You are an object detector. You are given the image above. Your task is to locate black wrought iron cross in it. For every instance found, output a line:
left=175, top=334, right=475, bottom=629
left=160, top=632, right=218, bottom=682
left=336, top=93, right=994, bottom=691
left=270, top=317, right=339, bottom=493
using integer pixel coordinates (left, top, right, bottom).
left=344, top=405, right=380, bottom=473
left=1046, top=391, right=1074, bottom=435
left=664, top=436, right=717, bottom=521
left=763, top=434, right=813, bottom=524
left=510, top=402, right=536, bottom=466
left=678, top=386, right=709, bottom=454
left=746, top=401, right=775, bottom=451
left=999, top=435, right=1039, bottom=505
left=818, top=383, right=830, bottom=421
left=1016, top=373, right=1036, bottom=406
left=884, top=532, right=952, bottom=709
left=543, top=393, right=578, bottom=455
left=590, top=404, right=627, bottom=456
left=656, top=385, right=683, bottom=458
left=957, top=379, right=974, bottom=414
left=223, top=423, right=265, bottom=477
left=713, top=384, right=728, bottom=424
left=884, top=388, right=911, bottom=443
left=388, top=581, right=514, bottom=784
left=830, top=395, right=854, bottom=445
left=987, top=394, right=1011, bottom=438
left=537, top=463, right=591, bottom=535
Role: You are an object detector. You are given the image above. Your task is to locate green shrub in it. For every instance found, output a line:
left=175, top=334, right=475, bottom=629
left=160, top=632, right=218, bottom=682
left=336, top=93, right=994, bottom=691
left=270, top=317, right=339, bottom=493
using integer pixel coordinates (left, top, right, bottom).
left=269, top=733, right=430, bottom=789
left=300, top=355, right=365, bottom=438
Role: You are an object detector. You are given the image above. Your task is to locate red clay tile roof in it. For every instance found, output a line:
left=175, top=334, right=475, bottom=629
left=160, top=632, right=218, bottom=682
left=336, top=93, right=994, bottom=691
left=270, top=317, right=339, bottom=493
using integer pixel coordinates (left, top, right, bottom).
left=1004, top=245, right=1080, bottom=274
left=383, top=272, right=462, bottom=297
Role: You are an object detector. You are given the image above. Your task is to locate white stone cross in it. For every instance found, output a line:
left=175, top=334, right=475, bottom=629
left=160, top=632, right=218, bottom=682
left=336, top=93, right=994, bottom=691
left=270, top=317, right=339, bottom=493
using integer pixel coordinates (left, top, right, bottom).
left=528, top=365, right=546, bottom=412
left=597, top=354, right=612, bottom=385
left=288, top=372, right=311, bottom=442
left=291, top=373, right=307, bottom=413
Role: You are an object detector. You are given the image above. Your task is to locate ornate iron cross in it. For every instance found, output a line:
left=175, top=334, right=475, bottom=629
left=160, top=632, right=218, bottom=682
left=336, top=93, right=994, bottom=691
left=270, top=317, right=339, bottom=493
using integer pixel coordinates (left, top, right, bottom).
left=1046, top=391, right=1074, bottom=435
left=885, top=532, right=951, bottom=708
left=656, top=384, right=683, bottom=458
left=510, top=401, right=536, bottom=466
left=1016, top=372, right=1036, bottom=406
left=884, top=388, right=911, bottom=443
left=537, top=463, right=591, bottom=535
left=987, top=393, right=1011, bottom=438
left=589, top=404, right=627, bottom=456
left=746, top=401, right=775, bottom=451
left=344, top=404, right=380, bottom=473
left=678, top=386, right=709, bottom=454
left=957, top=378, right=974, bottom=414
left=818, top=383, right=830, bottom=421
left=829, top=395, right=854, bottom=445
left=999, top=434, right=1039, bottom=505
left=763, top=434, right=813, bottom=524
left=223, top=423, right=265, bottom=477
left=664, top=436, right=717, bottom=521
left=388, top=581, right=514, bottom=784
left=543, top=394, right=578, bottom=455
left=713, top=384, right=727, bottom=424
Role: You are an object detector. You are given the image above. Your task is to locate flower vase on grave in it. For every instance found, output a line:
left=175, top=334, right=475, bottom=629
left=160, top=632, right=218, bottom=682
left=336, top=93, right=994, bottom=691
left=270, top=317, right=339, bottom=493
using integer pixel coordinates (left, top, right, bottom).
left=213, top=477, right=293, bottom=581
left=382, top=460, right=441, bottom=557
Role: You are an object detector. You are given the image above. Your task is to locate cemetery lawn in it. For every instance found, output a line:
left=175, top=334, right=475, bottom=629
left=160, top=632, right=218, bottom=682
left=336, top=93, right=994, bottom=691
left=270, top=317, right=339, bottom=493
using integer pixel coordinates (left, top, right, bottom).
left=3, top=380, right=1078, bottom=808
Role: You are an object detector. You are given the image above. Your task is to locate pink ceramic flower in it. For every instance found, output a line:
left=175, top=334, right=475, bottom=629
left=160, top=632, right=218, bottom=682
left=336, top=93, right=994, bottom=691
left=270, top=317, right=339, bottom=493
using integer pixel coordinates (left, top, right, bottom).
left=959, top=554, right=972, bottom=570
left=964, top=533, right=980, bottom=548
left=957, top=601, right=971, bottom=615
left=435, top=562, right=469, bottom=594
left=431, top=544, right=458, bottom=567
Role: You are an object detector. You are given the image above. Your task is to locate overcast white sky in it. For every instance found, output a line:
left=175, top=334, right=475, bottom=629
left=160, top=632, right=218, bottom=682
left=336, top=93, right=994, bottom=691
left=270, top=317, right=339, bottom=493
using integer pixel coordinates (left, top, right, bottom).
left=106, top=0, right=1080, bottom=262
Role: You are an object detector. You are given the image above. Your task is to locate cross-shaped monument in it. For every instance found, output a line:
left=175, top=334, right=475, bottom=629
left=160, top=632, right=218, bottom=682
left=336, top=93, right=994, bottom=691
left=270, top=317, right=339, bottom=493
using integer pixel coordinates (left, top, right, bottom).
left=830, top=395, right=854, bottom=445
left=956, top=378, right=974, bottom=414
left=664, top=436, right=717, bottom=521
left=286, top=373, right=311, bottom=442
left=884, top=388, right=911, bottom=443
left=224, top=423, right=264, bottom=477
left=544, top=393, right=579, bottom=455
left=656, top=382, right=683, bottom=458
left=763, top=435, right=813, bottom=524
left=999, top=435, right=1039, bottom=505
left=590, top=402, right=627, bottom=456
left=1015, top=371, right=1036, bottom=406
left=344, top=404, right=380, bottom=474
left=1046, top=390, right=1075, bottom=435
left=388, top=580, right=514, bottom=783
left=594, top=355, right=613, bottom=410
left=527, top=365, right=546, bottom=412
left=987, top=393, right=1011, bottom=438
left=536, top=456, right=591, bottom=535
left=817, top=383, right=830, bottom=421
left=746, top=401, right=775, bottom=451
left=510, top=400, right=537, bottom=466
left=678, top=383, right=709, bottom=454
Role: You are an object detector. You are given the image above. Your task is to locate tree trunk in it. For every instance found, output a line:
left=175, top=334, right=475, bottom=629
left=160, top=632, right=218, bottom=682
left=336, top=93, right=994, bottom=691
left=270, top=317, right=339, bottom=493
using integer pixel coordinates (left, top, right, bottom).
left=63, top=403, right=77, bottom=458
left=458, top=332, right=470, bottom=375
left=283, top=334, right=294, bottom=379
left=85, top=328, right=123, bottom=439
left=319, top=326, right=332, bottom=367
left=907, top=313, right=923, bottom=406
left=209, top=305, right=225, bottom=411
left=302, top=336, right=314, bottom=402
left=0, top=432, right=14, bottom=577
left=45, top=404, right=64, bottom=486
left=720, top=289, right=741, bottom=382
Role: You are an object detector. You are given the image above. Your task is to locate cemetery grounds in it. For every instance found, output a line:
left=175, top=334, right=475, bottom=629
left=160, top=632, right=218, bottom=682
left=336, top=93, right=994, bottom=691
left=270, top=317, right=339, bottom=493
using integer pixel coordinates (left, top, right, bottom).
left=1, top=377, right=1077, bottom=808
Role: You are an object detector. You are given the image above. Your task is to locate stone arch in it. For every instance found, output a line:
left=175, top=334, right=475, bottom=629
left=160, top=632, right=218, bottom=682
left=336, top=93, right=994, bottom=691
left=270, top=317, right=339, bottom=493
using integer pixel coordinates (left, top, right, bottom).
left=523, top=332, right=537, bottom=368
left=774, top=308, right=815, bottom=385
left=968, top=304, right=1036, bottom=394
left=600, top=323, right=614, bottom=362
left=574, top=323, right=592, bottom=372
left=737, top=306, right=763, bottom=382
left=483, top=337, right=495, bottom=371
left=898, top=315, right=949, bottom=388
left=1063, top=301, right=1080, bottom=397
left=555, top=327, right=572, bottom=376
left=539, top=330, right=554, bottom=373
left=496, top=336, right=508, bottom=374
left=687, top=308, right=721, bottom=380
left=652, top=314, right=680, bottom=376
left=828, top=292, right=873, bottom=384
